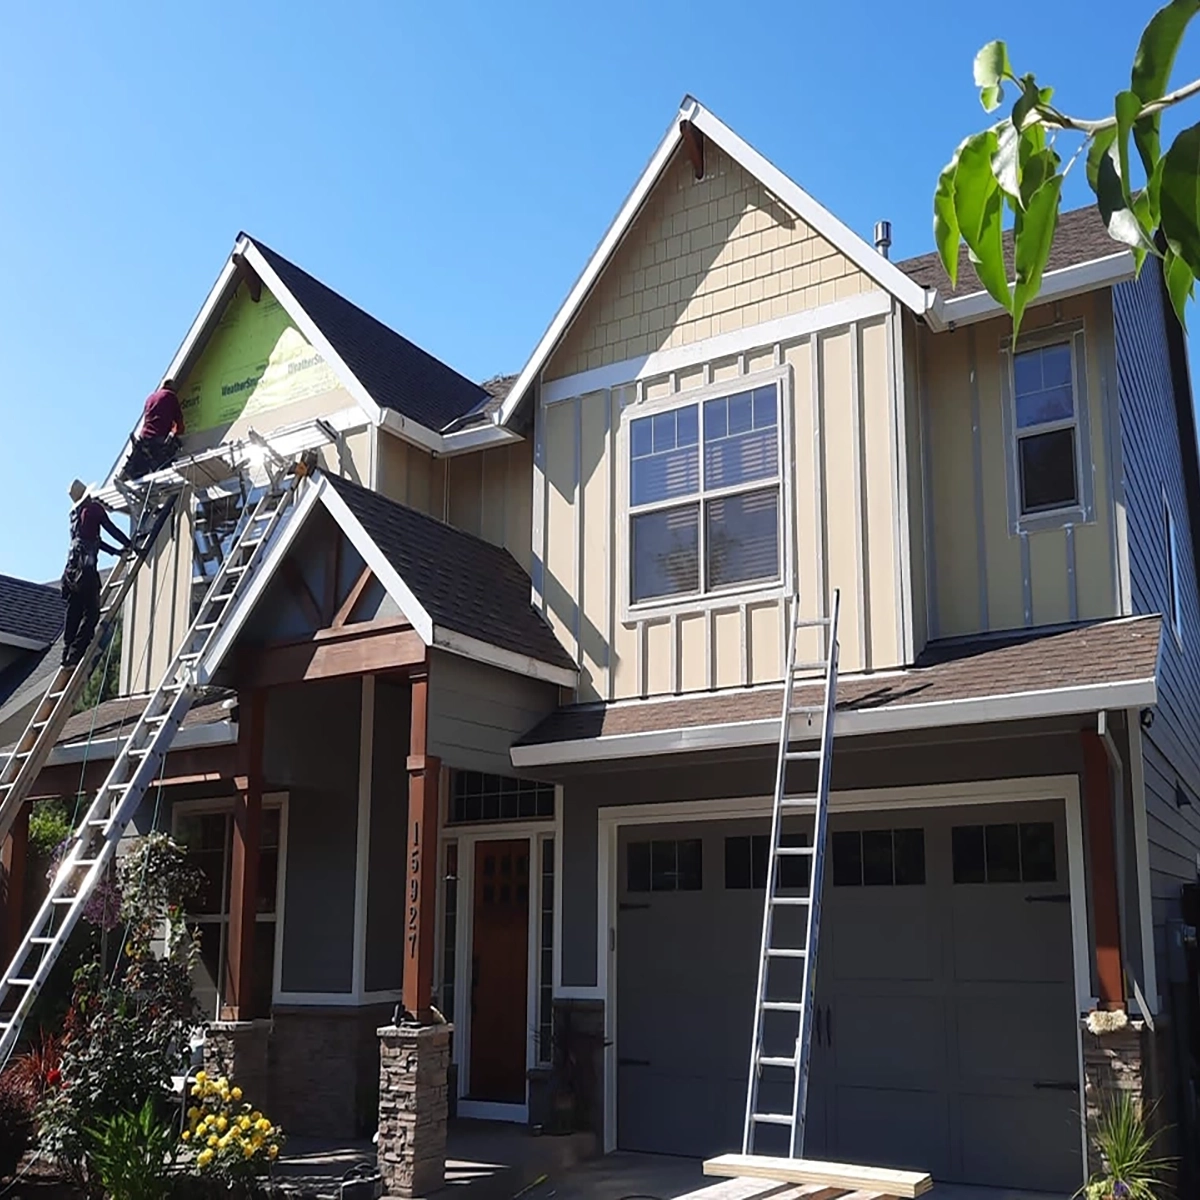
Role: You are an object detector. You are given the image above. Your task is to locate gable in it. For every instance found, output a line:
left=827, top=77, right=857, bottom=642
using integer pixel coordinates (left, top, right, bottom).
left=544, top=142, right=877, bottom=383
left=177, top=279, right=351, bottom=448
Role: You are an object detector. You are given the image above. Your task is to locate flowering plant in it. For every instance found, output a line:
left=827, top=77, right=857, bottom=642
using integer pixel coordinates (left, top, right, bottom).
left=180, top=1071, right=283, bottom=1179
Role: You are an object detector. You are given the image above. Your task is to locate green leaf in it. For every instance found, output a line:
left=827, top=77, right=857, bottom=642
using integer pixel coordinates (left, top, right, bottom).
left=1013, top=175, right=1063, bottom=337
left=1131, top=0, right=1200, bottom=174
left=1011, top=73, right=1043, bottom=131
left=1148, top=155, right=1166, bottom=227
left=934, top=141, right=966, bottom=285
left=1087, top=128, right=1118, bottom=193
left=1165, top=246, right=1196, bottom=326
left=1161, top=121, right=1200, bottom=276
left=954, top=131, right=1011, bottom=309
left=992, top=120, right=1022, bottom=201
left=974, top=40, right=1012, bottom=110
left=1115, top=90, right=1142, bottom=202
left=1096, top=145, right=1151, bottom=249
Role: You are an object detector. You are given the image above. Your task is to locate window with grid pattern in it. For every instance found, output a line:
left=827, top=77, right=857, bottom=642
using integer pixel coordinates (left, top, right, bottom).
left=1011, top=343, right=1079, bottom=516
left=629, top=383, right=781, bottom=604
left=449, top=772, right=555, bottom=823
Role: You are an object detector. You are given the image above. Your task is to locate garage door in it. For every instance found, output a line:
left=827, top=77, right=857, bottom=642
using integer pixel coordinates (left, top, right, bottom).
left=615, top=802, right=1082, bottom=1193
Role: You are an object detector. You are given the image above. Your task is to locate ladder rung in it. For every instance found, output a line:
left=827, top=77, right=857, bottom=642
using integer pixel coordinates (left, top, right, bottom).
left=6, top=978, right=35, bottom=988
left=780, top=797, right=816, bottom=809
left=758, top=1056, right=796, bottom=1069
left=761, top=1000, right=804, bottom=1012
left=774, top=846, right=814, bottom=857
left=766, top=947, right=807, bottom=958
left=196, top=623, right=218, bottom=633
left=752, top=1111, right=794, bottom=1125
left=770, top=896, right=810, bottom=907
left=792, top=661, right=830, bottom=673
left=30, top=937, right=55, bottom=946
left=784, top=750, right=820, bottom=762
left=51, top=896, right=75, bottom=905
left=86, top=819, right=109, bottom=828
left=789, top=704, right=824, bottom=716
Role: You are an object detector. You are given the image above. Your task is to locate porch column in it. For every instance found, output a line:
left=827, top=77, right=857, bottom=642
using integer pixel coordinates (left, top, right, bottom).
left=223, top=689, right=265, bottom=1021
left=404, top=666, right=440, bottom=1023
left=1, top=802, right=28, bottom=963
left=1081, top=731, right=1125, bottom=1009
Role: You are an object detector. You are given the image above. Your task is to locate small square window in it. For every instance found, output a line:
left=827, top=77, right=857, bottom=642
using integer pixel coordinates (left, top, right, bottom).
left=1011, top=341, right=1081, bottom=518
left=1019, top=822, right=1057, bottom=882
left=862, top=830, right=894, bottom=886
left=952, top=825, right=986, bottom=884
left=627, top=842, right=651, bottom=892
left=725, top=835, right=753, bottom=890
left=985, top=824, right=1021, bottom=883
left=629, top=839, right=702, bottom=892
left=1019, top=429, right=1078, bottom=512
left=832, top=830, right=862, bottom=887
left=893, top=829, right=926, bottom=886
left=831, top=829, right=924, bottom=887
left=953, top=821, right=1057, bottom=883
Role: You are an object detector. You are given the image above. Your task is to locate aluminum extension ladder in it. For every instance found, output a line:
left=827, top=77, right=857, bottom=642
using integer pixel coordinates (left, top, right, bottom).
left=0, top=493, right=179, bottom=851
left=0, top=451, right=307, bottom=1065
left=742, top=589, right=841, bottom=1158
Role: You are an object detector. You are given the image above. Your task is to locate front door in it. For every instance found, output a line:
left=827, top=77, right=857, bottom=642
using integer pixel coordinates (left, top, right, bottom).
left=468, top=839, right=530, bottom=1103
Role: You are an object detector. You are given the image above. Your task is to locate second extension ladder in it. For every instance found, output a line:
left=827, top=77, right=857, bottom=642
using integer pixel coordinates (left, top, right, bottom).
left=742, top=589, right=841, bottom=1159
left=0, top=451, right=310, bottom=1066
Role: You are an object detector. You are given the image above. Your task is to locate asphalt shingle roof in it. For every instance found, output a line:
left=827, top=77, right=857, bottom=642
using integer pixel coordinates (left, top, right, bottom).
left=0, top=574, right=65, bottom=646
left=326, top=475, right=576, bottom=673
left=248, top=236, right=490, bottom=434
left=897, top=206, right=1121, bottom=300
left=515, top=615, right=1161, bottom=747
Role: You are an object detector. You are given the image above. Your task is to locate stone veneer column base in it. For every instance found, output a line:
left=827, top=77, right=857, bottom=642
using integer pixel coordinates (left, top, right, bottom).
left=203, top=1020, right=272, bottom=1113
left=377, top=1023, right=451, bottom=1199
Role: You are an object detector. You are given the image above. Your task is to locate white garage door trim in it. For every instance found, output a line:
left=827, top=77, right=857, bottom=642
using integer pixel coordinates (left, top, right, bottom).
left=590, top=774, right=1090, bottom=1181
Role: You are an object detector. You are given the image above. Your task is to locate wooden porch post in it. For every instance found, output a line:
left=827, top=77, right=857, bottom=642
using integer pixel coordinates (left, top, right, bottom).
left=1081, top=731, right=1125, bottom=1009
left=404, top=666, right=440, bottom=1023
left=223, top=690, right=266, bottom=1021
left=1, top=802, right=29, bottom=963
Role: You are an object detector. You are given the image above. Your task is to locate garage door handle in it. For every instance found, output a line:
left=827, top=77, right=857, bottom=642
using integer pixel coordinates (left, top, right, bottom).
left=1033, top=1080, right=1078, bottom=1091
left=1025, top=893, right=1071, bottom=904
left=619, top=1057, right=651, bottom=1067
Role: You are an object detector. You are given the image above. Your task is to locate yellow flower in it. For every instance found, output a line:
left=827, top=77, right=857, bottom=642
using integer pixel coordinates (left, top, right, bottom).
left=207, top=1135, right=219, bottom=1149
left=256, top=1118, right=271, bottom=1133
left=197, top=1149, right=214, bottom=1168
left=195, top=1071, right=207, bottom=1084
left=239, top=1116, right=252, bottom=1131
left=243, top=1142, right=256, bottom=1158
left=187, top=1106, right=200, bottom=1120
left=231, top=1086, right=243, bottom=1101
left=216, top=1077, right=228, bottom=1092
left=251, top=1134, right=264, bottom=1151
left=250, top=1111, right=262, bottom=1123
left=268, top=1145, right=279, bottom=1160
left=181, top=1131, right=190, bottom=1142
left=218, top=1136, right=230, bottom=1149
left=190, top=1084, right=200, bottom=1097
left=215, top=1116, right=227, bottom=1133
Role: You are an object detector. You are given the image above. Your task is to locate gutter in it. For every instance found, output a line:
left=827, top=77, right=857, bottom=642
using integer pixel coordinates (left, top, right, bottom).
left=510, top=675, right=1158, bottom=768
left=378, top=405, right=521, bottom=458
left=1, top=718, right=238, bottom=772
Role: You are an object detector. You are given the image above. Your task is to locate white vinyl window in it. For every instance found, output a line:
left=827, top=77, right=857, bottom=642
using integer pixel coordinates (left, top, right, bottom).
left=628, top=382, right=781, bottom=604
left=1011, top=342, right=1080, bottom=516
left=1165, top=493, right=1183, bottom=642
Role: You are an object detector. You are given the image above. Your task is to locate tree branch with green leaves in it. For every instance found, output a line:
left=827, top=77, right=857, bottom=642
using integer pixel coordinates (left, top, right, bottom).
left=935, top=0, right=1200, bottom=335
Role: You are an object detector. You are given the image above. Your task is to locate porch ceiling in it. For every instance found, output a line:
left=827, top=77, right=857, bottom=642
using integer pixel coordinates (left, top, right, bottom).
left=512, top=615, right=1162, bottom=766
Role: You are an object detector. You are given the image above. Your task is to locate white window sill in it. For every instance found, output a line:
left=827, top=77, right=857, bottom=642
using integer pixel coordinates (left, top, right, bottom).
left=622, top=580, right=786, bottom=625
left=1013, top=505, right=1091, bottom=536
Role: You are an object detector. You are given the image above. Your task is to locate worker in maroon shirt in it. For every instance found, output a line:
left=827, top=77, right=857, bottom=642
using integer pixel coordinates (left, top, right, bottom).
left=61, top=480, right=132, bottom=668
left=120, top=380, right=187, bottom=480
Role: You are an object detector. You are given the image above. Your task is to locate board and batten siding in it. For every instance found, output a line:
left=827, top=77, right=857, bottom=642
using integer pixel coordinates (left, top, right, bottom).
left=375, top=433, right=534, bottom=574
left=920, top=294, right=1121, bottom=641
left=536, top=305, right=906, bottom=702
left=1113, top=261, right=1200, bottom=993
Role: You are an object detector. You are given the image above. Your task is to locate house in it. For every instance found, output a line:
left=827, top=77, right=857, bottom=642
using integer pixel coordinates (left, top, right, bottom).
left=2, top=95, right=1198, bottom=1195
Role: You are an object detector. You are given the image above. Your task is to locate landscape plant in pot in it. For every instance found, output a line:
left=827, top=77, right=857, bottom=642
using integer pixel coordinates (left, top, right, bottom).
left=1081, top=1091, right=1170, bottom=1200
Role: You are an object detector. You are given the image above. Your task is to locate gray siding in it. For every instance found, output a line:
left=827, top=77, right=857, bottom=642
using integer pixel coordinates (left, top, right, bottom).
left=427, top=651, right=559, bottom=775
left=560, top=725, right=1091, bottom=989
left=365, top=679, right=408, bottom=993
left=1113, top=263, right=1200, bottom=994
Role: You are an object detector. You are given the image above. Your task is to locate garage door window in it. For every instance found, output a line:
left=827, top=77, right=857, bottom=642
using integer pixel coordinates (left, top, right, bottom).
left=952, top=822, right=1056, bottom=883
left=627, top=839, right=703, bottom=892
left=724, top=834, right=810, bottom=889
left=831, top=828, right=925, bottom=886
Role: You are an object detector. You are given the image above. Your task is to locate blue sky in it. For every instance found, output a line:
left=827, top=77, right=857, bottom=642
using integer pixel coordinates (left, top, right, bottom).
left=1, top=1, right=1195, bottom=582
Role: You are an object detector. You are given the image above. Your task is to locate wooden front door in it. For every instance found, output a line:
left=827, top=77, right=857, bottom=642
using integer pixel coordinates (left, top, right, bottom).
left=469, top=839, right=530, bottom=1103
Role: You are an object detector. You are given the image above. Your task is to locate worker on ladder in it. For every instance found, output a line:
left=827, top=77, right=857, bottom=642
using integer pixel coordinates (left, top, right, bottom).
left=120, top=380, right=186, bottom=481
left=61, top=480, right=131, bottom=668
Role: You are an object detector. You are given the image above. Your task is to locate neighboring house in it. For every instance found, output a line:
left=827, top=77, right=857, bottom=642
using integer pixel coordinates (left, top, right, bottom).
left=0, top=574, right=65, bottom=750
left=3, top=96, right=1199, bottom=1194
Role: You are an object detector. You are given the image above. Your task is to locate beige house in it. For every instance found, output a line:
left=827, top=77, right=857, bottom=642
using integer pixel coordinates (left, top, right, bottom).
left=3, top=96, right=1198, bottom=1195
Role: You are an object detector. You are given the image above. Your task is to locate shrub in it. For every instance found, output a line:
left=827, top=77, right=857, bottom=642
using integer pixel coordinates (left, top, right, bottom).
left=1083, top=1091, right=1171, bottom=1200
left=0, top=1069, right=36, bottom=1180
left=179, top=1071, right=283, bottom=1183
left=84, top=1096, right=177, bottom=1200
left=28, top=799, right=74, bottom=858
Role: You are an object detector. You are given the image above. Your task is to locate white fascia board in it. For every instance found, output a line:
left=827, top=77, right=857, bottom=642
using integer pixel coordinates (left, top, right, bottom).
left=316, top=480, right=435, bottom=645
left=0, top=632, right=51, bottom=652
left=378, top=408, right=444, bottom=456
left=938, top=252, right=1137, bottom=329
left=509, top=675, right=1159, bottom=767
left=45, top=719, right=237, bottom=767
left=540, top=290, right=892, bottom=405
left=433, top=626, right=577, bottom=688
left=495, top=107, right=689, bottom=428
left=686, top=105, right=933, bottom=318
left=440, top=422, right=524, bottom=456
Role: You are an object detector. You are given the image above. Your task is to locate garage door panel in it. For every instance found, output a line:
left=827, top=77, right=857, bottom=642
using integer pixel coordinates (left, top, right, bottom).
left=827, top=994, right=947, bottom=1085
left=950, top=890, right=1072, bottom=982
left=954, top=988, right=1079, bottom=1082
left=832, top=1084, right=952, bottom=1180
left=958, top=1090, right=1082, bottom=1193
left=618, top=1068, right=743, bottom=1157
left=829, top=892, right=939, bottom=981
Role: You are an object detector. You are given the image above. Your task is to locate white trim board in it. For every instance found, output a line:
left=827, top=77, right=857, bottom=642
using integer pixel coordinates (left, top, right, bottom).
left=511, top=674, right=1159, bottom=768
left=41, top=718, right=237, bottom=768
left=539, top=291, right=892, bottom=406
left=592, top=775, right=1092, bottom=1164
left=496, top=96, right=933, bottom=427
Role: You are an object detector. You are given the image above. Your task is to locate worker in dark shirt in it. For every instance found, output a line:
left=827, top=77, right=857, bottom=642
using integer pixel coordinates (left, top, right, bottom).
left=61, top=480, right=131, bottom=668
left=120, top=380, right=187, bottom=481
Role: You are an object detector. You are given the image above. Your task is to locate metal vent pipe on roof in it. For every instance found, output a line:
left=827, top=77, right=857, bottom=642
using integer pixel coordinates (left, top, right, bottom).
left=874, top=220, right=892, bottom=259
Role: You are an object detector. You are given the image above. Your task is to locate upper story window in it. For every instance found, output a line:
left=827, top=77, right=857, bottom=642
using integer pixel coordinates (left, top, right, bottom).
left=629, top=382, right=781, bottom=604
left=1012, top=342, right=1078, bottom=516
left=1165, top=494, right=1183, bottom=641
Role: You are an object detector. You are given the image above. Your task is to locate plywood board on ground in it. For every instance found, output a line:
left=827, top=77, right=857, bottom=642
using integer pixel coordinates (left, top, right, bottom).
left=703, top=1154, right=932, bottom=1199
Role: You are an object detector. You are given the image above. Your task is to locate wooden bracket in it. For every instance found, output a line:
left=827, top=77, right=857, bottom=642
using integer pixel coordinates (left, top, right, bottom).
left=232, top=252, right=263, bottom=303
left=681, top=119, right=705, bottom=180
left=332, top=565, right=374, bottom=629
